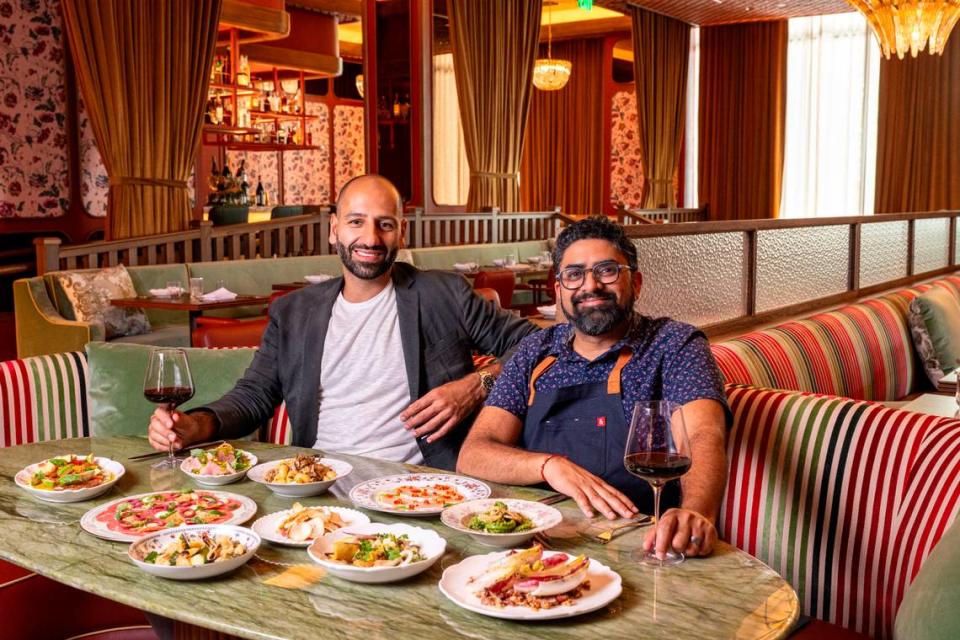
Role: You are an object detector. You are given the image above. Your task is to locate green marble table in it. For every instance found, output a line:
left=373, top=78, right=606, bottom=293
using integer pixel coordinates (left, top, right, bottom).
left=0, top=437, right=799, bottom=639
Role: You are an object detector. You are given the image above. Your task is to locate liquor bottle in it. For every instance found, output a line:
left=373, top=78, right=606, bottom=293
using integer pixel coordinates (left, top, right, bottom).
left=222, top=159, right=232, bottom=185
left=212, top=56, right=222, bottom=83
left=204, top=96, right=215, bottom=124
left=392, top=94, right=400, bottom=117
left=237, top=160, right=249, bottom=205
left=251, top=91, right=261, bottom=112
left=277, top=126, right=288, bottom=145
left=400, top=93, right=410, bottom=120
left=255, top=178, right=265, bottom=206
left=378, top=95, right=389, bottom=120
left=237, top=55, right=250, bottom=87
left=214, top=96, right=224, bottom=126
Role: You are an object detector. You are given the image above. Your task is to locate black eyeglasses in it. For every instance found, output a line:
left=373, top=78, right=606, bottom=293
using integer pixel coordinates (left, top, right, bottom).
left=556, top=261, right=634, bottom=290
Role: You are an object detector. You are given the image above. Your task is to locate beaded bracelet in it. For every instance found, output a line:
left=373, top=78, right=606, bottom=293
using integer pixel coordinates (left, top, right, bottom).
left=539, top=453, right=565, bottom=482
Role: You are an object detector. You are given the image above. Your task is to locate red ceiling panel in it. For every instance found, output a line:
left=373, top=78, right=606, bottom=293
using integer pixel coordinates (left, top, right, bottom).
left=599, top=0, right=855, bottom=26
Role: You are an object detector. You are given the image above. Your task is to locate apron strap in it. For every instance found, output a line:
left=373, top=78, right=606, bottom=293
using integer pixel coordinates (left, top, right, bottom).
left=527, top=355, right=558, bottom=407
left=607, top=347, right=633, bottom=395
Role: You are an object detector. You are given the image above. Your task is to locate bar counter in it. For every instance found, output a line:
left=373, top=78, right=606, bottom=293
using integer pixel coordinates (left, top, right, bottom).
left=0, top=438, right=799, bottom=639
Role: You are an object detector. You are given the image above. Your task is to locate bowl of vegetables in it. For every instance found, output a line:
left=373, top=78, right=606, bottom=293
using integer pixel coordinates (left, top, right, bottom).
left=180, top=442, right=257, bottom=486
left=14, top=454, right=125, bottom=503
left=307, top=522, right=445, bottom=583
left=128, top=524, right=260, bottom=580
left=440, top=499, right=563, bottom=548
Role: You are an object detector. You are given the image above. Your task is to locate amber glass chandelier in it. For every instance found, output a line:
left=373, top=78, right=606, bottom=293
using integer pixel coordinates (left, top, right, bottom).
left=847, top=0, right=960, bottom=59
left=532, top=2, right=571, bottom=91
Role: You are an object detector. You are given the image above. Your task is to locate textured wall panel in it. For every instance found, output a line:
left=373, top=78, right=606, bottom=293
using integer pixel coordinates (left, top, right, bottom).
left=333, top=105, right=365, bottom=196
left=913, top=217, right=950, bottom=274
left=633, top=233, right=744, bottom=327
left=609, top=90, right=644, bottom=208
left=756, top=226, right=849, bottom=312
left=956, top=221, right=960, bottom=265
left=860, top=220, right=908, bottom=287
left=283, top=102, right=330, bottom=205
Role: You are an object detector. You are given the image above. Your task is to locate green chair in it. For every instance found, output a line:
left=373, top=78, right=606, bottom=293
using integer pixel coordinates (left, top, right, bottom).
left=270, top=205, right=304, bottom=219
left=210, top=205, right=250, bottom=226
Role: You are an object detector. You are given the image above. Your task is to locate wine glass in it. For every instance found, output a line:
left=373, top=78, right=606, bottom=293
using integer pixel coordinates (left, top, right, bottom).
left=624, top=400, right=692, bottom=567
left=143, top=348, right=195, bottom=470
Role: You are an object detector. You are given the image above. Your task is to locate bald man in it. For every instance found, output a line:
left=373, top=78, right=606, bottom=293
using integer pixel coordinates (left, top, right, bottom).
left=147, top=175, right=536, bottom=469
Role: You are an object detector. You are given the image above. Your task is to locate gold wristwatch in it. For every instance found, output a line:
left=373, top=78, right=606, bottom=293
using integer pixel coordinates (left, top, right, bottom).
left=478, top=369, right=496, bottom=396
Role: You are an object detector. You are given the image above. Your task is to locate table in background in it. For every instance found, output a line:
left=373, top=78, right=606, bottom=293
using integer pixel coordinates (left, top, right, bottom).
left=110, top=295, right=271, bottom=347
left=938, top=370, right=957, bottom=393
left=0, top=438, right=799, bottom=640
left=271, top=282, right=307, bottom=292
left=901, top=393, right=959, bottom=418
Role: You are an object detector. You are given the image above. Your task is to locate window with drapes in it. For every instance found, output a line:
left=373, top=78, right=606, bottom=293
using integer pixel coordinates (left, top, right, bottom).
left=780, top=13, right=880, bottom=218
left=683, top=27, right=699, bottom=208
left=432, top=52, right=470, bottom=206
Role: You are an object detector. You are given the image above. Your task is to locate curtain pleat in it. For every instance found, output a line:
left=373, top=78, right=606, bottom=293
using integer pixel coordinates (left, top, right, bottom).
left=630, top=6, right=689, bottom=209
left=448, top=0, right=542, bottom=211
left=62, top=0, right=222, bottom=239
left=875, top=34, right=960, bottom=213
left=519, top=38, right=604, bottom=215
left=699, top=21, right=788, bottom=220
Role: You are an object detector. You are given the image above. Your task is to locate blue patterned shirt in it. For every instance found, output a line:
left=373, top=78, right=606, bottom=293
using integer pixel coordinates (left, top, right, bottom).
left=487, top=315, right=730, bottom=424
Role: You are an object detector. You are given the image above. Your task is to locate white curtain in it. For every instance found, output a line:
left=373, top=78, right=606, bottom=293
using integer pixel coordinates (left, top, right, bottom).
left=780, top=13, right=880, bottom=218
left=432, top=53, right=470, bottom=206
left=683, top=26, right=699, bottom=208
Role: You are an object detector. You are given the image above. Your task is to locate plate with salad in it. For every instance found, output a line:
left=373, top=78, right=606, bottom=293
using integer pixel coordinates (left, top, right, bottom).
left=441, top=499, right=563, bottom=547
left=128, top=524, right=260, bottom=580
left=307, top=522, right=446, bottom=583
left=15, top=454, right=125, bottom=503
left=180, top=442, right=257, bottom=486
left=80, top=489, right=258, bottom=542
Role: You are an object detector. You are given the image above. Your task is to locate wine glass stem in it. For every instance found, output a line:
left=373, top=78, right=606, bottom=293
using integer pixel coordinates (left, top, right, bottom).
left=166, top=402, right=176, bottom=465
left=651, top=482, right=662, bottom=527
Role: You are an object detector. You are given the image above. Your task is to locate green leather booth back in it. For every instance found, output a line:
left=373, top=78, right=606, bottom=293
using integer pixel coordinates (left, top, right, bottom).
left=86, top=342, right=256, bottom=438
left=894, top=520, right=960, bottom=639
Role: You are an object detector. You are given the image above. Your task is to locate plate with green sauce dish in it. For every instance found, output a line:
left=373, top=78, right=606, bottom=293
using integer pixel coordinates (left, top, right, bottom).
left=440, top=499, right=562, bottom=547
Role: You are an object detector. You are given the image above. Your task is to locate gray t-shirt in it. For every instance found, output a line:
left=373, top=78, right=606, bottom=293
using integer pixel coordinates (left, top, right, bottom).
left=314, top=281, right=423, bottom=463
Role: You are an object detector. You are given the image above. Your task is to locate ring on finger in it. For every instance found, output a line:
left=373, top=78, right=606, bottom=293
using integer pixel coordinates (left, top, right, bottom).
left=689, top=535, right=702, bottom=546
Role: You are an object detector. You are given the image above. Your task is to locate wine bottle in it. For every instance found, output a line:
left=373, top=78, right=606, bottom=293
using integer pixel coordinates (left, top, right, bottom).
left=392, top=94, right=400, bottom=117
left=214, top=96, right=223, bottom=126
left=256, top=178, right=265, bottom=207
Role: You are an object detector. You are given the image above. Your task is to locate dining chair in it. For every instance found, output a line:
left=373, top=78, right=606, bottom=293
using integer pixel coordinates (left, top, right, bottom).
left=209, top=205, right=250, bottom=226
left=474, top=287, right=501, bottom=308
left=270, top=205, right=304, bottom=219
left=473, top=270, right=515, bottom=310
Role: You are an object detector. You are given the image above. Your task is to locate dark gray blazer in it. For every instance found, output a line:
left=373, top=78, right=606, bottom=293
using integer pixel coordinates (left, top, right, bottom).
left=204, top=262, right=538, bottom=469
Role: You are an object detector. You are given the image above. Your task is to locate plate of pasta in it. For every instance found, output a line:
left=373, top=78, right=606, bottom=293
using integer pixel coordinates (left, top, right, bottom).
left=247, top=455, right=352, bottom=497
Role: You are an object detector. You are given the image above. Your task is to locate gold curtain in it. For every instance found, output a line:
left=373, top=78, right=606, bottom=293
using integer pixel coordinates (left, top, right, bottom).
left=699, top=21, right=788, bottom=220
left=875, top=34, right=960, bottom=213
left=520, top=38, right=605, bottom=215
left=61, top=0, right=222, bottom=239
left=630, top=6, right=689, bottom=209
left=448, top=0, right=542, bottom=211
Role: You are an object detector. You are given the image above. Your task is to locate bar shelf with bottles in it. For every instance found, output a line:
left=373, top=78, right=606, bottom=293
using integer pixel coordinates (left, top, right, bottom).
left=205, top=157, right=274, bottom=210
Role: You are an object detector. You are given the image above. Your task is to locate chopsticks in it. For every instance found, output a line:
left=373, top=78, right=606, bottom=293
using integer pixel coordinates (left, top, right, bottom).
left=127, top=440, right=225, bottom=461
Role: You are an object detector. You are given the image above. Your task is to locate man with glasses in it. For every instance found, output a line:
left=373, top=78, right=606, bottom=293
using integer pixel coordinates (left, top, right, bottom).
left=458, top=216, right=729, bottom=559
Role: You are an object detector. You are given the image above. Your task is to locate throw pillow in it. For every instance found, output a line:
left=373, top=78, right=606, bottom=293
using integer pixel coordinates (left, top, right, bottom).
left=54, top=265, right=150, bottom=339
left=909, top=287, right=960, bottom=386
left=85, top=342, right=258, bottom=438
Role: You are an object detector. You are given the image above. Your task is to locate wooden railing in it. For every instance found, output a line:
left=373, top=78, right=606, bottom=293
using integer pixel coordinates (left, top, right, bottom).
left=623, top=211, right=960, bottom=337
left=32, top=207, right=568, bottom=274
left=618, top=205, right=708, bottom=225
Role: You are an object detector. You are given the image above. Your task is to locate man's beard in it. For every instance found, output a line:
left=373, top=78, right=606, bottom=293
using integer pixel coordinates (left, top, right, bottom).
left=336, top=240, right=398, bottom=280
left=561, top=290, right=633, bottom=336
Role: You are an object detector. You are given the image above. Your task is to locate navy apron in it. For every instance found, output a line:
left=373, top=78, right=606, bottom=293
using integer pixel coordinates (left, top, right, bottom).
left=521, top=347, right=681, bottom=513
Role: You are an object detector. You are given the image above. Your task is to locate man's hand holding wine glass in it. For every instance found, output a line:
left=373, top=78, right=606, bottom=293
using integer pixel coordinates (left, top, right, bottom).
left=147, top=407, right=216, bottom=454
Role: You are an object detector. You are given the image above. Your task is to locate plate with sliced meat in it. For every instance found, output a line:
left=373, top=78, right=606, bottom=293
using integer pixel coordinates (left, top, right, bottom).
left=80, top=489, right=258, bottom=543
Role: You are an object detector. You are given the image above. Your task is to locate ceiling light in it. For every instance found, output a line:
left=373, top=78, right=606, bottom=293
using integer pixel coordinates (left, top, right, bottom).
left=846, top=0, right=960, bottom=59
left=533, top=2, right=571, bottom=91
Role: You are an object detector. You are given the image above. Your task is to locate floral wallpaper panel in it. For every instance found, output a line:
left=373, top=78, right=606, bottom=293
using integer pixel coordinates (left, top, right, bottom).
left=283, top=101, right=330, bottom=205
left=333, top=105, right=364, bottom=196
left=610, top=89, right=644, bottom=209
left=0, top=0, right=70, bottom=218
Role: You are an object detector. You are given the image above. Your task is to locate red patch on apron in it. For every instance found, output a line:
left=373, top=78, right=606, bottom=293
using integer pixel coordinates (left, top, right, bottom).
left=596, top=416, right=606, bottom=428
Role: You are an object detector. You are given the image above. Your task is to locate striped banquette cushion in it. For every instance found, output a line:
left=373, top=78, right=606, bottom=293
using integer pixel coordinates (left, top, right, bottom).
left=711, top=277, right=960, bottom=402
left=721, top=384, right=960, bottom=638
left=0, top=351, right=291, bottom=448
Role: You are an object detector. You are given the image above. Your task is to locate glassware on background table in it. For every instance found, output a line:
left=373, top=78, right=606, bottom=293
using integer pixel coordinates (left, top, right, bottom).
left=143, top=348, right=195, bottom=470
left=624, top=400, right=692, bottom=567
left=165, top=281, right=183, bottom=296
left=505, top=253, right=518, bottom=267
left=189, top=277, right=204, bottom=301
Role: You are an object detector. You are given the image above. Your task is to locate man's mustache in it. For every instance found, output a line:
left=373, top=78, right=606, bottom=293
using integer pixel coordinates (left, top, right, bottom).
left=349, top=241, right=388, bottom=253
left=571, top=291, right=616, bottom=305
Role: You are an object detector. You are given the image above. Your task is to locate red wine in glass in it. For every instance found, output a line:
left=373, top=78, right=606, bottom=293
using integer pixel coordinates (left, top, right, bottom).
left=143, top=349, right=194, bottom=470
left=624, top=400, right=691, bottom=567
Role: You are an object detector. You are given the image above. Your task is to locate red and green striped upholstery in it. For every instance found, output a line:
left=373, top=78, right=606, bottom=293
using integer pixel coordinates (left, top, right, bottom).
left=721, top=384, right=960, bottom=638
left=0, top=352, right=291, bottom=448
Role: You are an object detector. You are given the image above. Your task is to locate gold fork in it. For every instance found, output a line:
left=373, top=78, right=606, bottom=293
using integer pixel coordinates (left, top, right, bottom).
left=594, top=515, right=653, bottom=544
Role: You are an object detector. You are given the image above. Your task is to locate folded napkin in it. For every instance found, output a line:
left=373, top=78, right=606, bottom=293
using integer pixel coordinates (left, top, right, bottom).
left=148, top=286, right=181, bottom=297
left=537, top=304, right=557, bottom=319
left=506, top=263, right=532, bottom=272
left=304, top=274, right=334, bottom=284
left=201, top=287, right=238, bottom=302
left=453, top=262, right=478, bottom=272
left=492, top=258, right=507, bottom=267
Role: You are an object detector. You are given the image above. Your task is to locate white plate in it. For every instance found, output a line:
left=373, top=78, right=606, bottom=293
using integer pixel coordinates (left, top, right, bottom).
left=438, top=550, right=622, bottom=620
left=506, top=263, right=532, bottom=272
left=80, top=490, right=258, bottom=543
left=128, top=525, right=260, bottom=580
left=536, top=304, right=556, bottom=319
left=15, top=455, right=125, bottom=503
left=180, top=449, right=257, bottom=486
left=349, top=473, right=491, bottom=516
left=307, top=522, right=446, bottom=583
left=304, top=274, right=334, bottom=284
left=247, top=457, right=352, bottom=498
left=440, top=499, right=563, bottom=548
left=251, top=506, right=370, bottom=547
